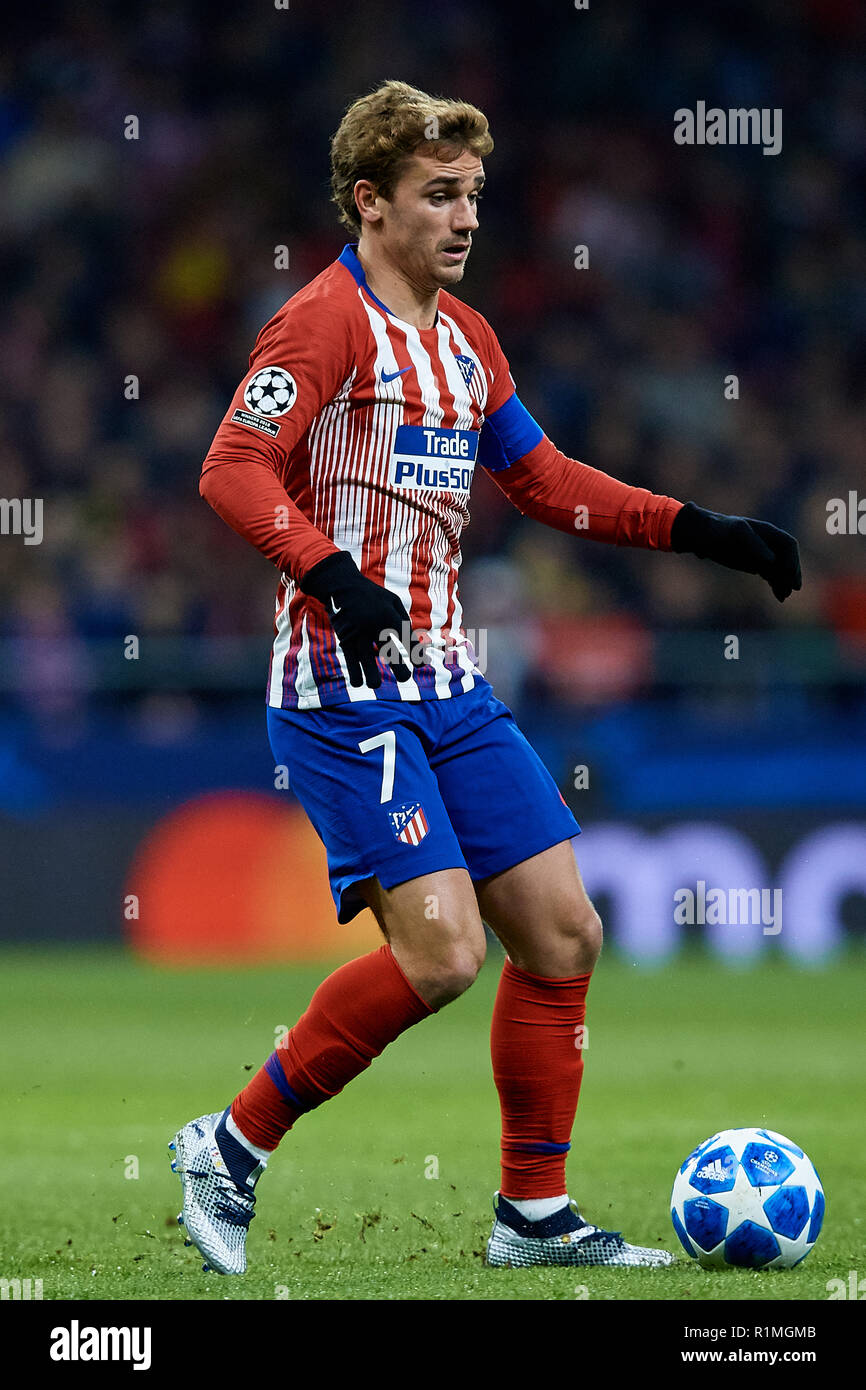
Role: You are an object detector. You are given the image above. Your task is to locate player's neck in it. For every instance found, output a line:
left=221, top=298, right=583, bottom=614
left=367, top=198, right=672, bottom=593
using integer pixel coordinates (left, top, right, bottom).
left=355, top=240, right=439, bottom=332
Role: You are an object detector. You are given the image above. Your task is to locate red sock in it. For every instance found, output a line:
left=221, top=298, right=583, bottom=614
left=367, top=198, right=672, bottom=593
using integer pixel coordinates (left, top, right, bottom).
left=491, top=957, right=592, bottom=1199
left=231, top=943, right=433, bottom=1150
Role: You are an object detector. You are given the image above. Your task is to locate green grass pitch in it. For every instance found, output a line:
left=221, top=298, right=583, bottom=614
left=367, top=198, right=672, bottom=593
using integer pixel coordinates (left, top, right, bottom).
left=1, top=943, right=863, bottom=1301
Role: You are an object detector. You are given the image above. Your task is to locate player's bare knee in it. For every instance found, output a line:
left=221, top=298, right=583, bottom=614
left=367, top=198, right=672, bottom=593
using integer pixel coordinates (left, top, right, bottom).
left=424, top=925, right=486, bottom=1005
left=440, top=939, right=486, bottom=998
left=557, top=900, right=603, bottom=972
left=585, top=903, right=603, bottom=953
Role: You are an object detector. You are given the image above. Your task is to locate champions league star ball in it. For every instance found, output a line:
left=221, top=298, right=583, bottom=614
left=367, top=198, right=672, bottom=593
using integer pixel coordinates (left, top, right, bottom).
left=671, top=1128, right=824, bottom=1269
left=243, top=367, right=296, bottom=416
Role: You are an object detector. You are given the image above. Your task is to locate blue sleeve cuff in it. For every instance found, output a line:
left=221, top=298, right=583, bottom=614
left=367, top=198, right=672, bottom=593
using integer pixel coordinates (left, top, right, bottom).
left=477, top=393, right=544, bottom=473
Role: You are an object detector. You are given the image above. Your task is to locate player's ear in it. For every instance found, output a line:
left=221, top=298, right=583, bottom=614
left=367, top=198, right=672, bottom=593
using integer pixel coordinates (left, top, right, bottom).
left=354, top=179, right=383, bottom=226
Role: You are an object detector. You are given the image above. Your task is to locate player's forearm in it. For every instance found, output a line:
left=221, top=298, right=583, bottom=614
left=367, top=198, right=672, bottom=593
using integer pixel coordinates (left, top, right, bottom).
left=199, top=454, right=340, bottom=580
left=491, top=435, right=683, bottom=548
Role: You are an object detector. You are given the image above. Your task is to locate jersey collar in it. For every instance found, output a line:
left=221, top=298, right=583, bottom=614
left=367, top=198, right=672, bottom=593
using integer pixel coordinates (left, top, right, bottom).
left=338, top=242, right=440, bottom=329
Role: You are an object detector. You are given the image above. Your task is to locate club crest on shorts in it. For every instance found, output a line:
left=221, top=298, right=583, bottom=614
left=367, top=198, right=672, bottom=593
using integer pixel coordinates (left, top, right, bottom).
left=389, top=802, right=429, bottom=845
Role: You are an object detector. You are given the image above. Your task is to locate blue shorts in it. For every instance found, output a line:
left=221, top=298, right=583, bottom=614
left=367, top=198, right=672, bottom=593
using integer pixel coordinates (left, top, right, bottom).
left=267, top=683, right=581, bottom=924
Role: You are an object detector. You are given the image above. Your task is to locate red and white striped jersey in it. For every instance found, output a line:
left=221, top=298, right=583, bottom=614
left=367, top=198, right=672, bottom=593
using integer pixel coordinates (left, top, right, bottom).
left=203, top=242, right=516, bottom=710
left=201, top=243, right=682, bottom=710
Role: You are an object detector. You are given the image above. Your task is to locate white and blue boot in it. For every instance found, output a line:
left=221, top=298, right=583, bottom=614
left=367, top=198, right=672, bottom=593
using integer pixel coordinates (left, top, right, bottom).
left=486, top=1193, right=676, bottom=1268
left=169, top=1109, right=264, bottom=1275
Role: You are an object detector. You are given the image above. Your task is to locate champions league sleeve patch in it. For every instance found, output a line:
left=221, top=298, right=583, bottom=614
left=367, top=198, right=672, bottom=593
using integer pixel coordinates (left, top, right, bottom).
left=243, top=366, right=298, bottom=417
left=231, top=366, right=298, bottom=437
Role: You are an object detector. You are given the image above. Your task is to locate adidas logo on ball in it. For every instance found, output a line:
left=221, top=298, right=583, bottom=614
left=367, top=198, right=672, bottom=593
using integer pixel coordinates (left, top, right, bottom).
left=695, top=1159, right=730, bottom=1182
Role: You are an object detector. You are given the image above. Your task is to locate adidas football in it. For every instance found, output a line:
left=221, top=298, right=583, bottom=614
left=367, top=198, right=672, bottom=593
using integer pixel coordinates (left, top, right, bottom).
left=671, top=1127, right=824, bottom=1269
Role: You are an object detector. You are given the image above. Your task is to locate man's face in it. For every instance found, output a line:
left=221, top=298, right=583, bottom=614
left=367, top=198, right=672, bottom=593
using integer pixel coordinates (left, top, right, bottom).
left=366, top=146, right=484, bottom=290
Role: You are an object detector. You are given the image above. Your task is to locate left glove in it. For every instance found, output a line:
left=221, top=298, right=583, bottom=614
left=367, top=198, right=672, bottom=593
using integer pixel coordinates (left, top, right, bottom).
left=298, top=550, right=417, bottom=688
left=670, top=502, right=802, bottom=602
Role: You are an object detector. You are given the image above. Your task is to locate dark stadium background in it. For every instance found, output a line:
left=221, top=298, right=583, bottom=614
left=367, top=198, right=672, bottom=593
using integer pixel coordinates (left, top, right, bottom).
left=1, top=0, right=865, bottom=964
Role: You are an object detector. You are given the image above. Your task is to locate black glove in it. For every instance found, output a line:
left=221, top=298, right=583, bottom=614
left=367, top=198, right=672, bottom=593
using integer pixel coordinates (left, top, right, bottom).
left=670, top=502, right=802, bottom=602
left=299, top=550, right=419, bottom=688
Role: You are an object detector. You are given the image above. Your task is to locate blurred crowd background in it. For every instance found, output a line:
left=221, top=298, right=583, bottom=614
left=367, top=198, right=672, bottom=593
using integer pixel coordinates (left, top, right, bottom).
left=2, top=0, right=865, bottom=718
left=1, top=0, right=865, bottom=951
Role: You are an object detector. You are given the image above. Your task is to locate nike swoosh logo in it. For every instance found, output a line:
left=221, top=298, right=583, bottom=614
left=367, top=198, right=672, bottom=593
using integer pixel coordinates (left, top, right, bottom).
left=330, top=598, right=341, bottom=614
left=381, top=366, right=411, bottom=383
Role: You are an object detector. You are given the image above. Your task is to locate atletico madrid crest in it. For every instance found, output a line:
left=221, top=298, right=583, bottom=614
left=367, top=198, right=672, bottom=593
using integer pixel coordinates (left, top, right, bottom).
left=454, top=353, right=476, bottom=387
left=388, top=802, right=429, bottom=845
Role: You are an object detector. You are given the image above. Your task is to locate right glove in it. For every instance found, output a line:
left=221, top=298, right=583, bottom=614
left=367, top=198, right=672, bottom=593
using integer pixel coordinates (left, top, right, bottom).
left=298, top=550, right=418, bottom=688
left=670, top=502, right=802, bottom=603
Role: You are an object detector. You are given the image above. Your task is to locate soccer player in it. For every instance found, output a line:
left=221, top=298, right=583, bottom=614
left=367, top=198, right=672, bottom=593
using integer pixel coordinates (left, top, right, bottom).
left=170, top=80, right=801, bottom=1275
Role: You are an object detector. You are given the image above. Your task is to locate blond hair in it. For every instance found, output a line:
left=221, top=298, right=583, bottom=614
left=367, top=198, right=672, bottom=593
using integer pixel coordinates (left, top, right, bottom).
left=330, top=79, right=493, bottom=234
